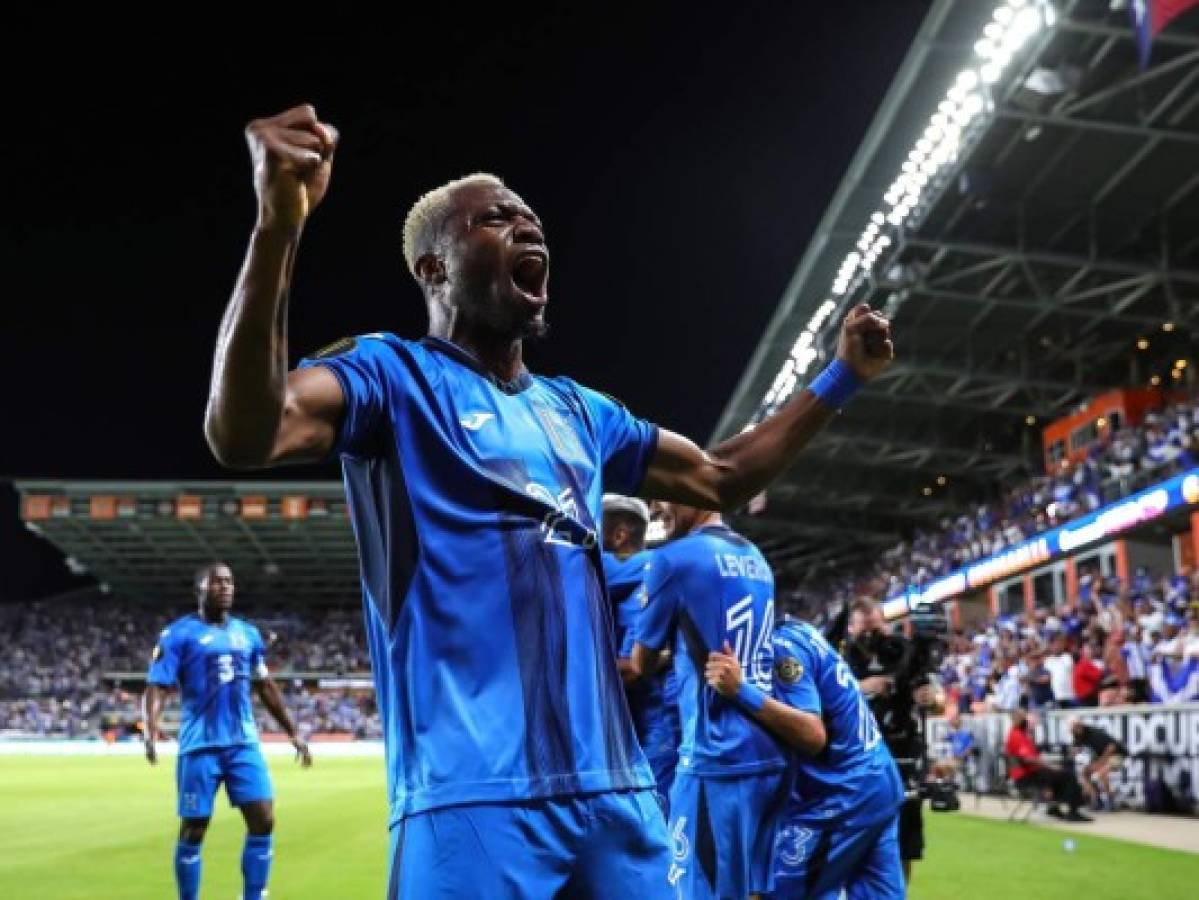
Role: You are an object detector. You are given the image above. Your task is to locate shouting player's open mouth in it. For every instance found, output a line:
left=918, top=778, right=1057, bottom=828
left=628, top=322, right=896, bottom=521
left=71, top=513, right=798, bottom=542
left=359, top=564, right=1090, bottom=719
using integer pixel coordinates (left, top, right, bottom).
left=511, top=248, right=549, bottom=304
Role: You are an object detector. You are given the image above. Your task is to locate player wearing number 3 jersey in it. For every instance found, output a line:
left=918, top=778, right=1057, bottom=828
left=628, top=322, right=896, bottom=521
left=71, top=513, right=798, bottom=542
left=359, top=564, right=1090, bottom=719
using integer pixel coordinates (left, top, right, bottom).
left=143, top=562, right=311, bottom=900
left=707, top=617, right=905, bottom=899
left=632, top=502, right=788, bottom=900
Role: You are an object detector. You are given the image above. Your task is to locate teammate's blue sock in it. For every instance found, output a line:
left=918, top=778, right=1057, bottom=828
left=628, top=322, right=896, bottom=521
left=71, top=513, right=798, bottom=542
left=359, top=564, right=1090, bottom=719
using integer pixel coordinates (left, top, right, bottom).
left=173, top=840, right=202, bottom=900
left=241, top=834, right=274, bottom=900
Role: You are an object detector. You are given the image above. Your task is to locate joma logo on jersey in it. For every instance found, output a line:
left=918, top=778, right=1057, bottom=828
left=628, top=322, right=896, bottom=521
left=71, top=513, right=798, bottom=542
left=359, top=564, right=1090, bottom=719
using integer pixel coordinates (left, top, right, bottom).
left=460, top=412, right=495, bottom=431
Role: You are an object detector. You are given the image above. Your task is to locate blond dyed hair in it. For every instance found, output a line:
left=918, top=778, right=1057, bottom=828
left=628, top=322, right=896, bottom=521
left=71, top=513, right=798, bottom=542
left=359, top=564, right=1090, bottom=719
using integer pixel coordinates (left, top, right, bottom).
left=401, top=172, right=505, bottom=278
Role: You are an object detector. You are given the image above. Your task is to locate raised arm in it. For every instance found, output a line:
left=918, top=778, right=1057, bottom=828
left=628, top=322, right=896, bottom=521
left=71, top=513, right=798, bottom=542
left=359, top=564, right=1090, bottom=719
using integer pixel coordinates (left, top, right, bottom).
left=204, top=104, right=346, bottom=469
left=641, top=303, right=893, bottom=510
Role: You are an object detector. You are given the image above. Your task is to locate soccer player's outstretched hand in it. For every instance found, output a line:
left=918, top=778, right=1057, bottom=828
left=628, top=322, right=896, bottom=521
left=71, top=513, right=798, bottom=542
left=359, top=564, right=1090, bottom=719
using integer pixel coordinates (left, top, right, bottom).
left=705, top=641, right=743, bottom=698
left=292, top=737, right=313, bottom=768
left=245, top=105, right=339, bottom=231
left=837, top=302, right=894, bottom=381
left=145, top=738, right=158, bottom=766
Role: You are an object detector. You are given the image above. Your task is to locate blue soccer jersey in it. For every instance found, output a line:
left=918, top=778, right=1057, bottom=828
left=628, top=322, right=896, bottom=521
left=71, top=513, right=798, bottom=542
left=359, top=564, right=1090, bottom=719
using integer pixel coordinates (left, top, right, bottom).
left=605, top=549, right=654, bottom=657
left=636, top=524, right=785, bottom=776
left=299, top=334, right=658, bottom=823
left=604, top=550, right=681, bottom=770
left=147, top=614, right=267, bottom=754
left=771, top=619, right=904, bottom=829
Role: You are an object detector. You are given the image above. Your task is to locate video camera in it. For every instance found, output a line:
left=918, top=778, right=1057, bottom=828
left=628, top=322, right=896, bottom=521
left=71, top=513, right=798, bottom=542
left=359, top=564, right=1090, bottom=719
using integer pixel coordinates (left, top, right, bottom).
left=845, top=603, right=959, bottom=812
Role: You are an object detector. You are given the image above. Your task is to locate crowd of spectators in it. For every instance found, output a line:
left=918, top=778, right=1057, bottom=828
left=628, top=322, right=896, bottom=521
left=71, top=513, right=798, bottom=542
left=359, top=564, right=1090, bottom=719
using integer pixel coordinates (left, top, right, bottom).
left=937, top=567, right=1199, bottom=713
left=844, top=398, right=1199, bottom=603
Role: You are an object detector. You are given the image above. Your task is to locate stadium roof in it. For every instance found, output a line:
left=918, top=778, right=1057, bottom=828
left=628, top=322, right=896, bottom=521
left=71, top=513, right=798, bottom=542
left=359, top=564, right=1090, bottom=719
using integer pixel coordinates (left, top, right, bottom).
left=713, top=0, right=1199, bottom=585
left=16, top=481, right=358, bottom=606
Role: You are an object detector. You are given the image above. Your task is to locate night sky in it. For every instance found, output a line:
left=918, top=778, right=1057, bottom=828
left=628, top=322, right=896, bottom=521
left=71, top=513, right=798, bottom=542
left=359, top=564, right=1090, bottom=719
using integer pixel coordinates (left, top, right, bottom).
left=1, top=7, right=927, bottom=601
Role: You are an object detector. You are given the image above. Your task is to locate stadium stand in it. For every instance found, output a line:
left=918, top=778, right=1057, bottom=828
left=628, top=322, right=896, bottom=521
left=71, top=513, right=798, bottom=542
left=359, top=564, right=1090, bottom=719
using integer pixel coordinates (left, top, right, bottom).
left=0, top=596, right=377, bottom=740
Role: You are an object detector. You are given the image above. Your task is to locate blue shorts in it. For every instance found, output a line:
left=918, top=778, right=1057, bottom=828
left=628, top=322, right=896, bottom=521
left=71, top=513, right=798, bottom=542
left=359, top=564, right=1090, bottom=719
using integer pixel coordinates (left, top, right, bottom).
left=387, top=790, right=670, bottom=899
left=176, top=745, right=273, bottom=819
left=770, top=814, right=903, bottom=900
left=667, top=770, right=788, bottom=899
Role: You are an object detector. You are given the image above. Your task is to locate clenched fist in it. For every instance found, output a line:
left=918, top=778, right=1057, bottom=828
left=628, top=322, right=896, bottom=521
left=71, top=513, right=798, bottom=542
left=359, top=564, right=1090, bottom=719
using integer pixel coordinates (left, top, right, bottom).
left=245, top=105, right=339, bottom=230
left=836, top=302, right=894, bottom=382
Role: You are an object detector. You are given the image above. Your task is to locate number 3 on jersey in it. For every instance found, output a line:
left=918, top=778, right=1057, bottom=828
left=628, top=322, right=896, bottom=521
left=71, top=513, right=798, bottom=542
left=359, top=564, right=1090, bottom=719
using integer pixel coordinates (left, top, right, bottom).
left=725, top=596, right=774, bottom=689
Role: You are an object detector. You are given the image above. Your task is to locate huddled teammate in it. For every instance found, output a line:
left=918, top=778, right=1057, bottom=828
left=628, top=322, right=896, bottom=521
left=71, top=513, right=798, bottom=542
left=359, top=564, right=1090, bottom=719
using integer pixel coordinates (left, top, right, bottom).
left=602, top=494, right=681, bottom=813
left=204, top=103, right=893, bottom=896
left=631, top=501, right=788, bottom=899
left=143, top=562, right=312, bottom=900
left=706, top=613, right=905, bottom=899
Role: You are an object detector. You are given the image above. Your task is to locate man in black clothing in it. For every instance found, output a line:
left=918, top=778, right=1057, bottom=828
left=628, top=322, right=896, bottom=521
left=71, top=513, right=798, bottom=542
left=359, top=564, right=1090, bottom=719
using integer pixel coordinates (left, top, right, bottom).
left=844, top=599, right=929, bottom=882
left=1069, top=718, right=1127, bottom=810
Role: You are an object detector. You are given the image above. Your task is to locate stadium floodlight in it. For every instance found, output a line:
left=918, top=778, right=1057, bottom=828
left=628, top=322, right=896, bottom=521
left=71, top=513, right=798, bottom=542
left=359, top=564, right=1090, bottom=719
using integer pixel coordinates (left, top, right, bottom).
left=961, top=93, right=986, bottom=117
left=748, top=0, right=1059, bottom=419
left=1013, top=5, right=1043, bottom=37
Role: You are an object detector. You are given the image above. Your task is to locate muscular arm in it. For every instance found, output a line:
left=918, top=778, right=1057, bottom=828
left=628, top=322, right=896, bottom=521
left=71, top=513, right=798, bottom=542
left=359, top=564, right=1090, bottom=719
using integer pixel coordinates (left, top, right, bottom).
left=253, top=679, right=312, bottom=766
left=142, top=684, right=168, bottom=764
left=749, top=697, right=828, bottom=756
left=252, top=679, right=298, bottom=738
left=704, top=646, right=827, bottom=754
left=204, top=105, right=345, bottom=469
left=641, top=303, right=892, bottom=511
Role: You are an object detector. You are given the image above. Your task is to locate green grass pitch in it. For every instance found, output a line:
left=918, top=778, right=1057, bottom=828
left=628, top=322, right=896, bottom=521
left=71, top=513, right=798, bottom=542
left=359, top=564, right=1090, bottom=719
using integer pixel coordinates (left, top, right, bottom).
left=0, top=755, right=1193, bottom=898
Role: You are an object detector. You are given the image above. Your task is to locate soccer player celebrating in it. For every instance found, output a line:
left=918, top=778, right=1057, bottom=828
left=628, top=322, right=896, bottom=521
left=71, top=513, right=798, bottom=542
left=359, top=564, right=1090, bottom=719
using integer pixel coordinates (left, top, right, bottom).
left=143, top=562, right=312, bottom=900
left=602, top=494, right=681, bottom=813
left=630, top=502, right=788, bottom=899
left=204, top=104, right=893, bottom=897
left=706, top=613, right=906, bottom=899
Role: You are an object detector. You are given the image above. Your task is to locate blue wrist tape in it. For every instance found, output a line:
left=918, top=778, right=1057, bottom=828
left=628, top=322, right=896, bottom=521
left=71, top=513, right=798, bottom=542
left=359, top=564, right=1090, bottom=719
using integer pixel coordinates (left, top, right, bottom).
left=736, top=681, right=768, bottom=712
left=808, top=359, right=862, bottom=410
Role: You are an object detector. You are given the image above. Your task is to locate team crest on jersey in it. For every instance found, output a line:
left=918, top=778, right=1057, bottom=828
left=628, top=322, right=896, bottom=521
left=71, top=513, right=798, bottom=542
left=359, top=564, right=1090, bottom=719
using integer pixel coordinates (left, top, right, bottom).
left=312, top=336, right=357, bottom=359
left=230, top=631, right=248, bottom=651
left=776, top=656, right=803, bottom=684
left=533, top=403, right=585, bottom=460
